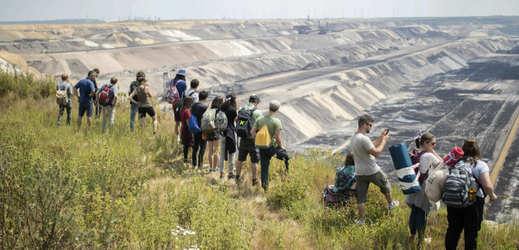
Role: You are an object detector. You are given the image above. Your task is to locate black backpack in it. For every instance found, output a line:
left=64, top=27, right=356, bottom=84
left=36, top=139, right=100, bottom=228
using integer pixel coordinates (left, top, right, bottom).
left=177, top=90, right=196, bottom=107
left=129, top=81, right=139, bottom=102
left=236, top=107, right=257, bottom=138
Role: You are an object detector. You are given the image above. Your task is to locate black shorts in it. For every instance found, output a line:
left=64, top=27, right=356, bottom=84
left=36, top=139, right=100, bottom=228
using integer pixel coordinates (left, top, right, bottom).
left=174, top=103, right=181, bottom=122
left=238, top=137, right=260, bottom=163
left=206, top=131, right=221, bottom=141
left=139, top=107, right=156, bottom=118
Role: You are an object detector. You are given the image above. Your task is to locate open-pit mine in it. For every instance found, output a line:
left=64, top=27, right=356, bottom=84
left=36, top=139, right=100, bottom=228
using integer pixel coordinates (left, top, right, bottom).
left=1, top=16, right=519, bottom=222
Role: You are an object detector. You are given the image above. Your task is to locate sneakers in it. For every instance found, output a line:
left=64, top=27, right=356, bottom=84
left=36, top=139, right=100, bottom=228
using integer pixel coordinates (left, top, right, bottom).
left=356, top=220, right=365, bottom=225
left=252, top=179, right=258, bottom=186
left=227, top=174, right=236, bottom=180
left=176, top=135, right=180, bottom=142
left=389, top=201, right=400, bottom=211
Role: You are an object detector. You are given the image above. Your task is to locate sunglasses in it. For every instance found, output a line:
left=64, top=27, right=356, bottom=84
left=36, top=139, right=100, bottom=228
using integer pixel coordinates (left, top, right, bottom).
left=366, top=124, right=373, bottom=127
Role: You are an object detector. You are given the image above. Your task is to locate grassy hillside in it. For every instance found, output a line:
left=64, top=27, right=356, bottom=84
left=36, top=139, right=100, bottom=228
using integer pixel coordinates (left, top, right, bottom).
left=0, top=70, right=518, bottom=249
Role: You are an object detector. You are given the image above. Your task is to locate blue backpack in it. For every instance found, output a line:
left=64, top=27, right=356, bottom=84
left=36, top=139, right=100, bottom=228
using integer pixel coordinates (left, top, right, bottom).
left=188, top=105, right=203, bottom=134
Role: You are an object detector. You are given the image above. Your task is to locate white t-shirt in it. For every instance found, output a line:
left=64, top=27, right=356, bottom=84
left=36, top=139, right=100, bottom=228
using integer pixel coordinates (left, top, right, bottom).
left=418, top=151, right=441, bottom=174
left=184, top=89, right=199, bottom=103
left=351, top=133, right=380, bottom=176
left=459, top=159, right=490, bottom=198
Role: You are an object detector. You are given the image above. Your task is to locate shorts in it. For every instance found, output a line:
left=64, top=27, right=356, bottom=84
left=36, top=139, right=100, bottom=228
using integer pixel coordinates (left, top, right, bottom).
left=206, top=131, right=221, bottom=141
left=78, top=101, right=94, bottom=117
left=138, top=107, right=156, bottom=118
left=356, top=170, right=391, bottom=204
left=237, top=137, right=260, bottom=164
left=174, top=103, right=181, bottom=122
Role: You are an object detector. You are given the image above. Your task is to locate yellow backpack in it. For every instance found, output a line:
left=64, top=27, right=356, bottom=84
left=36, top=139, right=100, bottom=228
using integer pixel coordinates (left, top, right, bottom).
left=255, top=119, right=273, bottom=149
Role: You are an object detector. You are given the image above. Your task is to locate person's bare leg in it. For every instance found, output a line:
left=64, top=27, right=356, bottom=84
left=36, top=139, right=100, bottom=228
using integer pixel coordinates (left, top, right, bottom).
left=140, top=117, right=145, bottom=129
left=87, top=117, right=92, bottom=130
left=77, top=116, right=82, bottom=131
left=236, top=161, right=243, bottom=176
left=385, top=193, right=393, bottom=205
left=175, top=121, right=180, bottom=136
left=152, top=116, right=157, bottom=133
left=208, top=141, right=214, bottom=170
left=357, top=203, right=366, bottom=221
left=251, top=163, right=258, bottom=180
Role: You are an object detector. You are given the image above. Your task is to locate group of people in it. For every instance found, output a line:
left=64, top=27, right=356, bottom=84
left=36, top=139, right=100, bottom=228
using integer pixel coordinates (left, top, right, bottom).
left=337, top=114, right=498, bottom=249
left=170, top=69, right=290, bottom=190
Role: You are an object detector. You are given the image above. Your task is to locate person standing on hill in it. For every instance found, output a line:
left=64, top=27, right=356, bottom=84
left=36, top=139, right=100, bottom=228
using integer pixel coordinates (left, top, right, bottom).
left=129, top=78, right=157, bottom=134
left=445, top=139, right=498, bottom=250
left=74, top=71, right=97, bottom=131
left=351, top=114, right=398, bottom=225
left=405, top=133, right=442, bottom=243
left=129, top=71, right=146, bottom=132
left=251, top=101, right=290, bottom=191
left=184, top=79, right=200, bottom=103
left=207, top=96, right=223, bottom=172
left=96, top=77, right=118, bottom=133
left=92, top=68, right=101, bottom=119
left=218, top=93, right=239, bottom=179
left=180, top=96, right=194, bottom=163
left=190, top=90, right=209, bottom=168
left=172, top=69, right=188, bottom=142
left=235, top=94, right=263, bottom=185
left=57, top=73, right=73, bottom=126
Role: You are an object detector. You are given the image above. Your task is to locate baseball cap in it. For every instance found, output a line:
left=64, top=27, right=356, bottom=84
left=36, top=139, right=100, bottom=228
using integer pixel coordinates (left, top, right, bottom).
left=269, top=100, right=280, bottom=110
left=249, top=94, right=261, bottom=103
left=177, top=69, right=187, bottom=76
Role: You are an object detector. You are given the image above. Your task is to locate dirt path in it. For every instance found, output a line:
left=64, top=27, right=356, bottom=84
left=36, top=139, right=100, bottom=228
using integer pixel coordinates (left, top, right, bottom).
left=490, top=107, right=519, bottom=184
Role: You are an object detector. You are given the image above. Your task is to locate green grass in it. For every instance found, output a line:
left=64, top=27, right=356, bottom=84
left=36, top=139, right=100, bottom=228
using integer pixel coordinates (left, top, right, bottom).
left=0, top=70, right=518, bottom=249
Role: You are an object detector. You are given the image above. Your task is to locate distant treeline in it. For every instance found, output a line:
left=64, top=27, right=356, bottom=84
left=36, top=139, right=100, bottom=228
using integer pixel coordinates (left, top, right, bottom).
left=0, top=19, right=106, bottom=25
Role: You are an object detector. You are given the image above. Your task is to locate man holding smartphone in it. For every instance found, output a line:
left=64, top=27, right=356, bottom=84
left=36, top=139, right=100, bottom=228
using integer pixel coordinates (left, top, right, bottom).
left=351, top=114, right=398, bottom=225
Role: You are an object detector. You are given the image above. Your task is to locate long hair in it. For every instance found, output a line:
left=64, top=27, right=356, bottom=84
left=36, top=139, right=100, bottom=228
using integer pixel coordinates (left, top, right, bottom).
left=460, top=139, right=482, bottom=164
left=344, top=152, right=354, bottom=166
left=221, top=93, right=237, bottom=110
left=211, top=96, right=224, bottom=109
left=181, top=96, right=194, bottom=111
left=174, top=74, right=186, bottom=81
left=415, top=133, right=435, bottom=149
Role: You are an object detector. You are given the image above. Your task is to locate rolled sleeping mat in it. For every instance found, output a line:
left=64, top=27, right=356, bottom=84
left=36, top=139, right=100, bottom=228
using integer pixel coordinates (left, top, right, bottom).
left=389, top=143, right=421, bottom=195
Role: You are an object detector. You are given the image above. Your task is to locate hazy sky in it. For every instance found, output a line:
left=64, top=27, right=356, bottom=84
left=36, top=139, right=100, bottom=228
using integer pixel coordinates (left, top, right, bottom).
left=2, top=0, right=519, bottom=22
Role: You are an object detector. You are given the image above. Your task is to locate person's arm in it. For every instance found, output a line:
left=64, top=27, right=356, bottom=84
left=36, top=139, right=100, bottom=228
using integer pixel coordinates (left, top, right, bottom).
left=275, top=130, right=286, bottom=151
left=68, top=86, right=73, bottom=96
left=147, top=87, right=153, bottom=99
left=74, top=83, right=80, bottom=98
left=129, top=89, right=139, bottom=104
left=479, top=172, right=498, bottom=201
left=251, top=126, right=258, bottom=139
left=89, top=90, right=96, bottom=97
left=367, top=133, right=388, bottom=158
left=112, top=93, right=118, bottom=106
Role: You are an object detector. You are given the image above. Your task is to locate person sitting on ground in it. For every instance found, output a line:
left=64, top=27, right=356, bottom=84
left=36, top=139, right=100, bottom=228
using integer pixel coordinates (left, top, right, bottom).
left=129, top=71, right=146, bottom=132
left=445, top=139, right=498, bottom=250
left=323, top=152, right=357, bottom=206
left=57, top=73, right=73, bottom=126
left=207, top=96, right=223, bottom=172
left=405, top=133, right=442, bottom=243
left=184, top=79, right=200, bottom=103
left=235, top=94, right=263, bottom=185
left=172, top=69, right=188, bottom=142
left=190, top=90, right=209, bottom=168
left=250, top=100, right=290, bottom=192
left=96, top=77, right=118, bottom=133
left=74, top=71, right=97, bottom=131
left=351, top=114, right=398, bottom=225
left=129, top=77, right=157, bottom=134
left=218, top=93, right=239, bottom=179
left=180, top=96, right=194, bottom=163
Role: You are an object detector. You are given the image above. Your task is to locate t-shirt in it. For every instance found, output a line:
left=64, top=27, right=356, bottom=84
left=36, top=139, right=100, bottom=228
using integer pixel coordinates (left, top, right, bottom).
left=180, top=109, right=191, bottom=124
left=129, top=81, right=139, bottom=103
left=191, top=102, right=208, bottom=128
left=351, top=133, right=380, bottom=176
left=99, top=84, right=118, bottom=103
left=253, top=114, right=282, bottom=148
left=74, top=78, right=95, bottom=103
left=459, top=159, right=490, bottom=198
left=239, top=103, right=262, bottom=139
left=57, top=81, right=73, bottom=102
left=418, top=151, right=441, bottom=174
left=172, top=79, right=187, bottom=99
left=219, top=105, right=238, bottom=128
left=184, top=89, right=199, bottom=103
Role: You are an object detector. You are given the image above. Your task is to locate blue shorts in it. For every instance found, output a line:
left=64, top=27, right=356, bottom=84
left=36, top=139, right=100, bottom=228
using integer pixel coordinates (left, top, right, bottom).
left=78, top=102, right=94, bottom=117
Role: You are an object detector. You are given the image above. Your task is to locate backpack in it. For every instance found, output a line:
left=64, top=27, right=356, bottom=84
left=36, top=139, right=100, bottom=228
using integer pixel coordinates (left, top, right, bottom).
left=201, top=108, right=217, bottom=132
left=166, top=79, right=181, bottom=104
left=99, top=84, right=113, bottom=106
left=255, top=118, right=273, bottom=149
left=236, top=107, right=257, bottom=138
left=409, top=149, right=429, bottom=185
left=56, top=84, right=70, bottom=106
left=177, top=90, right=196, bottom=108
left=188, top=105, right=203, bottom=134
left=322, top=185, right=357, bottom=207
left=215, top=110, right=228, bottom=131
left=441, top=163, right=478, bottom=208
left=332, top=165, right=356, bottom=193
left=129, top=81, right=139, bottom=102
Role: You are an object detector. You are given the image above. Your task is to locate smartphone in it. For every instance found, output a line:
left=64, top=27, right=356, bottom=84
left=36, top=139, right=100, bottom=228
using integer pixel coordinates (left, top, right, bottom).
left=386, top=129, right=390, bottom=135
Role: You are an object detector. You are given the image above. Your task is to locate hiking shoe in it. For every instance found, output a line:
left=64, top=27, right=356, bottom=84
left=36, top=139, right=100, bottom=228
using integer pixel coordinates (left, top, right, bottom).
left=356, top=220, right=365, bottom=225
left=389, top=201, right=400, bottom=211
left=252, top=179, right=258, bottom=186
left=228, top=174, right=236, bottom=180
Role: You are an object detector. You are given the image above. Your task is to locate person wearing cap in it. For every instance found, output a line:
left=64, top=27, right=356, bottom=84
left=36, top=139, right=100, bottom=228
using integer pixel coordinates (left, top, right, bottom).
left=129, top=77, right=157, bottom=134
left=250, top=100, right=290, bottom=191
left=235, top=94, right=263, bottom=186
left=172, top=69, right=188, bottom=142
left=96, top=77, right=119, bottom=133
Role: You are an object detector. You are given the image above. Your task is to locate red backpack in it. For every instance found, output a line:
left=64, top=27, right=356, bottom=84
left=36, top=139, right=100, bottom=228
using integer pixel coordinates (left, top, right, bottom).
left=99, top=84, right=112, bottom=106
left=166, top=79, right=181, bottom=104
left=409, top=149, right=428, bottom=185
